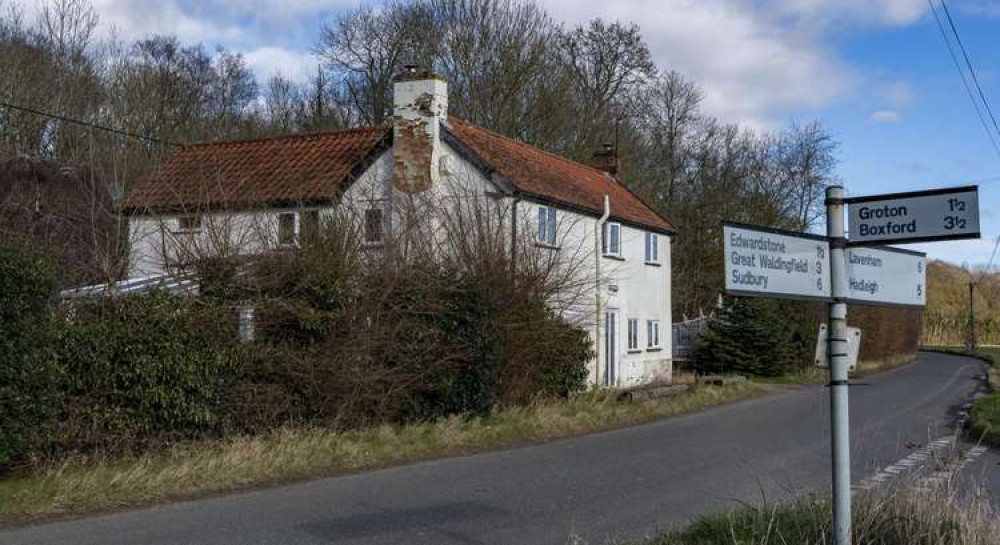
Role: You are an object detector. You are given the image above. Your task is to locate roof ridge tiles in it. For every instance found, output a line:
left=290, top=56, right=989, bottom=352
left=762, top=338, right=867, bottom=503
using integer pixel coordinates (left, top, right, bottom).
left=181, top=124, right=390, bottom=149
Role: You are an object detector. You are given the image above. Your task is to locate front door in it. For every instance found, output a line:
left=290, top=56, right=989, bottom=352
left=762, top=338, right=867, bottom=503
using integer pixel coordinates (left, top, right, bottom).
left=605, top=309, right=618, bottom=386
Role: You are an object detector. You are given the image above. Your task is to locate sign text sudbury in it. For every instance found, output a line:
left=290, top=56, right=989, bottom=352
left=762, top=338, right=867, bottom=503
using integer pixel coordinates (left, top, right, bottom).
left=847, top=186, right=979, bottom=245
left=724, top=223, right=831, bottom=300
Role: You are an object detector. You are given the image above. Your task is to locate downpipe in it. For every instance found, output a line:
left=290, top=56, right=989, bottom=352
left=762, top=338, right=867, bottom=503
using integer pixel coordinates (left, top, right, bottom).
left=595, top=195, right=610, bottom=388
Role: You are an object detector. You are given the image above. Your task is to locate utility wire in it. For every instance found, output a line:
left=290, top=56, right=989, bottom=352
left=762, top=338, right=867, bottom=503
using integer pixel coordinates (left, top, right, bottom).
left=983, top=235, right=1000, bottom=274
left=0, top=100, right=183, bottom=148
left=941, top=0, right=1000, bottom=140
left=927, top=0, right=1000, bottom=158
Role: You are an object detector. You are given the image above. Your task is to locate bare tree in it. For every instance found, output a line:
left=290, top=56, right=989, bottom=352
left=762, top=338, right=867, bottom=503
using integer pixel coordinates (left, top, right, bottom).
left=316, top=1, right=439, bottom=125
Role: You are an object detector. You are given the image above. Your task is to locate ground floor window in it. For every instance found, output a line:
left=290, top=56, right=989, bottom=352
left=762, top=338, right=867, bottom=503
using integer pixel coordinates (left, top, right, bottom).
left=647, top=319, right=661, bottom=349
left=627, top=318, right=640, bottom=351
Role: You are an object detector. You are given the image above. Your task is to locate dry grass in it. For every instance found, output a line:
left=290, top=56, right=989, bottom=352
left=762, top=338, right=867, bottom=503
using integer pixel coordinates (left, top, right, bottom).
left=644, top=464, right=1000, bottom=544
left=0, top=383, right=764, bottom=524
left=757, top=353, right=917, bottom=387
left=853, top=352, right=918, bottom=377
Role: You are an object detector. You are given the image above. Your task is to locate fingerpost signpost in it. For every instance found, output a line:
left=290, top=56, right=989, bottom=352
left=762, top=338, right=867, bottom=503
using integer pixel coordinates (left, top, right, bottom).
left=723, top=184, right=980, bottom=545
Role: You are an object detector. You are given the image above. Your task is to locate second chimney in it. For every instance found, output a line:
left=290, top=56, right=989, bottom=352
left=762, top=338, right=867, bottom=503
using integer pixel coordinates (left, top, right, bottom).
left=591, top=142, right=618, bottom=177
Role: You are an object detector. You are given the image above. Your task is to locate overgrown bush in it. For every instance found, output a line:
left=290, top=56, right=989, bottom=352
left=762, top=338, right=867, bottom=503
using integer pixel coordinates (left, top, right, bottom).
left=0, top=238, right=62, bottom=473
left=689, top=296, right=813, bottom=377
left=57, top=291, right=242, bottom=453
left=221, top=202, right=594, bottom=429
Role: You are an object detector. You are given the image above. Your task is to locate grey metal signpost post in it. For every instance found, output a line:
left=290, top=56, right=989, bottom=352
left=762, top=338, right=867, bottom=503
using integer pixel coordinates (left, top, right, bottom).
left=826, top=185, right=851, bottom=545
left=724, top=183, right=979, bottom=545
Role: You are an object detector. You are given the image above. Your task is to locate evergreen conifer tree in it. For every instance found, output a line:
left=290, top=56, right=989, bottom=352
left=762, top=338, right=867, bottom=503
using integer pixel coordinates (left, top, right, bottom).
left=690, top=296, right=804, bottom=377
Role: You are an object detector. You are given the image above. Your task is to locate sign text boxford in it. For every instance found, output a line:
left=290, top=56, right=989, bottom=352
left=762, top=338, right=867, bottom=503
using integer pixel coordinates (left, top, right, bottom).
left=846, top=186, right=979, bottom=245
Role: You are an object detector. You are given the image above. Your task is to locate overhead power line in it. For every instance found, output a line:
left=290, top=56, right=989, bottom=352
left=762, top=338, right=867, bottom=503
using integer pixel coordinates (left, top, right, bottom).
left=0, top=100, right=183, bottom=148
left=940, top=0, right=1000, bottom=140
left=982, top=235, right=1000, bottom=276
left=927, top=0, right=1000, bottom=158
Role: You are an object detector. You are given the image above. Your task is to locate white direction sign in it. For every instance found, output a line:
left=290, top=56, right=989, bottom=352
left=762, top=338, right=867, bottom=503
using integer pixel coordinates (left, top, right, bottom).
left=847, top=185, right=979, bottom=245
left=724, top=222, right=831, bottom=301
left=845, top=246, right=926, bottom=307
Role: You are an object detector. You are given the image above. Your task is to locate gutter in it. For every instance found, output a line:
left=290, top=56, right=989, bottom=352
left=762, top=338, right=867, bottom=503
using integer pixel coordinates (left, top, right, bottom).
left=595, top=195, right=610, bottom=388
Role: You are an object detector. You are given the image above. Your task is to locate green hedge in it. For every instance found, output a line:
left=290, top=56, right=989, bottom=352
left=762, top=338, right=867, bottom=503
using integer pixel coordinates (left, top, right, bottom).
left=58, top=292, right=242, bottom=453
left=0, top=239, right=62, bottom=472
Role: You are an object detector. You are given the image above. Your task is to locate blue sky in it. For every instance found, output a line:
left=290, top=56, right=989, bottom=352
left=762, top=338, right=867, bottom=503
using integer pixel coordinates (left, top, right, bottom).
left=12, top=0, right=1000, bottom=265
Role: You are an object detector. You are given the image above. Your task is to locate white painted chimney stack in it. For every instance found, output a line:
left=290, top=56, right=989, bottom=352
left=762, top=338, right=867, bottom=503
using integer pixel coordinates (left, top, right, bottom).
left=391, top=66, right=448, bottom=193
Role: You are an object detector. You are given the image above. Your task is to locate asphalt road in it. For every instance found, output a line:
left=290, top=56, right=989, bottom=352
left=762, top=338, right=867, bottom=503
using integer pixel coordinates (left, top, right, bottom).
left=1, top=352, right=990, bottom=545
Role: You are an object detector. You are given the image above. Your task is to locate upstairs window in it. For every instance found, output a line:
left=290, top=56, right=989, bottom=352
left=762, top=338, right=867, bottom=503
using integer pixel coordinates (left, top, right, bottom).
left=300, top=210, right=320, bottom=242
left=627, top=318, right=640, bottom=351
left=364, top=207, right=384, bottom=244
left=645, top=232, right=659, bottom=263
left=647, top=319, right=661, bottom=349
left=176, top=215, right=202, bottom=232
left=536, top=205, right=557, bottom=245
left=602, top=222, right=621, bottom=257
left=278, top=212, right=297, bottom=245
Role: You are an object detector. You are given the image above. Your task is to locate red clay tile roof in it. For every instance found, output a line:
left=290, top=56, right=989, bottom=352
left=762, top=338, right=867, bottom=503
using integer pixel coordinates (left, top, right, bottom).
left=124, top=127, right=388, bottom=212
left=126, top=118, right=674, bottom=234
left=447, top=118, right=675, bottom=234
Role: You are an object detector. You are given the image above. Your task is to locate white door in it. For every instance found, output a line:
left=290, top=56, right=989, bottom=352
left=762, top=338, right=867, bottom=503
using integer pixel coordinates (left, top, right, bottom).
left=605, top=309, right=618, bottom=386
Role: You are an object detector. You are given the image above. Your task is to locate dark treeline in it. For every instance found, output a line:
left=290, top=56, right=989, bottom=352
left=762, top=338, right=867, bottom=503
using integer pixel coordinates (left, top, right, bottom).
left=0, top=0, right=838, bottom=312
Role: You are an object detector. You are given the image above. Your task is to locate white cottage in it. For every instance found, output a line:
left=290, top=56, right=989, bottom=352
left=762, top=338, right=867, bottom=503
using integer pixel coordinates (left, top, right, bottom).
left=124, top=68, right=677, bottom=388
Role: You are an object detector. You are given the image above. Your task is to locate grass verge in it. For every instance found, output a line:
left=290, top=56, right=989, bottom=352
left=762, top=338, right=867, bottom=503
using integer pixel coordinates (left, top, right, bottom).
left=0, top=383, right=764, bottom=525
left=642, top=473, right=999, bottom=545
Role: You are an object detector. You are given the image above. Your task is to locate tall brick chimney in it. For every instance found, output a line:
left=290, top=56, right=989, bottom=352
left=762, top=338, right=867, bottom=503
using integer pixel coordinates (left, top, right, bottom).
left=392, top=66, right=448, bottom=193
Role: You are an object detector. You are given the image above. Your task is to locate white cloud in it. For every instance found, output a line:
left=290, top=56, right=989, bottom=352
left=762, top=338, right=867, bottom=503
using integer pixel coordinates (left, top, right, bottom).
left=14, top=0, right=246, bottom=44
left=540, top=0, right=863, bottom=128
left=869, top=110, right=900, bottom=123
left=770, top=0, right=927, bottom=27
left=244, top=47, right=318, bottom=83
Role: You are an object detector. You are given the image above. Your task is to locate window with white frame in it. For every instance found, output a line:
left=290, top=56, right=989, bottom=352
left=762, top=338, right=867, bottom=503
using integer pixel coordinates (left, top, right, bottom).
left=627, top=318, right=640, bottom=351
left=647, top=319, right=661, bottom=349
left=278, top=212, right=297, bottom=245
left=536, top=205, right=557, bottom=245
left=364, top=207, right=384, bottom=244
left=602, top=222, right=621, bottom=257
left=645, top=232, right=659, bottom=263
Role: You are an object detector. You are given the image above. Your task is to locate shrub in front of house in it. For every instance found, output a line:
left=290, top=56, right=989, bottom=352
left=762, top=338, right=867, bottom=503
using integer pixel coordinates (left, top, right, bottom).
left=233, top=259, right=592, bottom=429
left=0, top=238, right=63, bottom=473
left=57, top=291, right=243, bottom=454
